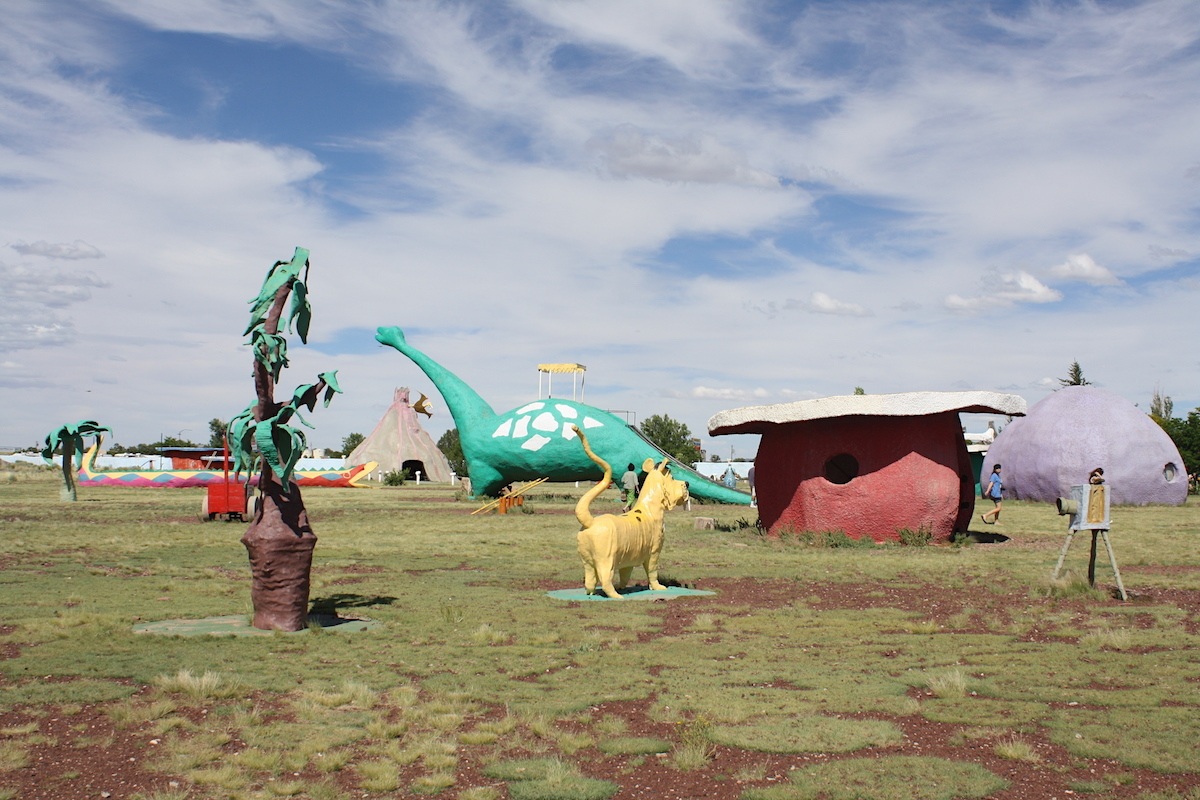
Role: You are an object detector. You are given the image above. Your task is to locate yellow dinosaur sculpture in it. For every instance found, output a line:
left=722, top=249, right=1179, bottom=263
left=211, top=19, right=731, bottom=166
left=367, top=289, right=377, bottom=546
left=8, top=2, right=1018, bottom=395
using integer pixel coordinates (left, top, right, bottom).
left=572, top=425, right=689, bottom=599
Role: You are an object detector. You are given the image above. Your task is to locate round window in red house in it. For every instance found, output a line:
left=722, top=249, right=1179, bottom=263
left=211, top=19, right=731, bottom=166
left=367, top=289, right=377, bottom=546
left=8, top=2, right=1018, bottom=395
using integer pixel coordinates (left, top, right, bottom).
left=824, top=453, right=859, bottom=485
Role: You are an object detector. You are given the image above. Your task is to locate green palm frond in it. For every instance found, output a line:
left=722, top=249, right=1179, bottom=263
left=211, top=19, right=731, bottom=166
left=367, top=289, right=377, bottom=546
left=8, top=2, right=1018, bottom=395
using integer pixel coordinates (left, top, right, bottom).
left=231, top=248, right=339, bottom=494
left=42, top=420, right=112, bottom=467
left=254, top=412, right=307, bottom=488
left=227, top=405, right=262, bottom=479
left=244, top=247, right=310, bottom=335
left=318, top=371, right=341, bottom=406
left=251, top=329, right=290, bottom=381
left=288, top=279, right=311, bottom=343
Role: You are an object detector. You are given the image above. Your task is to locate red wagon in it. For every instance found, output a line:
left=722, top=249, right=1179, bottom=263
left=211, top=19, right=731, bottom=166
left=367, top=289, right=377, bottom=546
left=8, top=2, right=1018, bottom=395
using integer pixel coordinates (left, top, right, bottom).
left=200, top=438, right=247, bottom=521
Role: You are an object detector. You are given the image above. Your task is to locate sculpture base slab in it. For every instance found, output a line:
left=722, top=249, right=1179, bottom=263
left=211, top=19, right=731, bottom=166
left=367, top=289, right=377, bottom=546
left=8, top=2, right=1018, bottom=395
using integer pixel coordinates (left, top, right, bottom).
left=547, top=586, right=715, bottom=602
left=132, top=614, right=377, bottom=637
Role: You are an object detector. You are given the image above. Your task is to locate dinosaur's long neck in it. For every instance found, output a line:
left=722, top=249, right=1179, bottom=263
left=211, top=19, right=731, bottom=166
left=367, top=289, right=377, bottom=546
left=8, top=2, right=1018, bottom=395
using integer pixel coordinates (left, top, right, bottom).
left=79, top=442, right=101, bottom=479
left=375, top=327, right=496, bottom=440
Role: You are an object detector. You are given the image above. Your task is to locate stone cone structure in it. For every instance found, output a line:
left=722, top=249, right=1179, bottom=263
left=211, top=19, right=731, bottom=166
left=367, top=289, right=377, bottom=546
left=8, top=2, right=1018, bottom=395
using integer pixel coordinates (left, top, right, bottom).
left=347, top=387, right=452, bottom=482
left=983, top=386, right=1187, bottom=506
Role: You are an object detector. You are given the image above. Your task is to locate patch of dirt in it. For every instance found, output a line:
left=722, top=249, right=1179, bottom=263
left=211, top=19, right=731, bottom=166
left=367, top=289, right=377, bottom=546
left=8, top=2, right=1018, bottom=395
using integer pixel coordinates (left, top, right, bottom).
left=0, top=693, right=177, bottom=800
left=4, top=579, right=1200, bottom=799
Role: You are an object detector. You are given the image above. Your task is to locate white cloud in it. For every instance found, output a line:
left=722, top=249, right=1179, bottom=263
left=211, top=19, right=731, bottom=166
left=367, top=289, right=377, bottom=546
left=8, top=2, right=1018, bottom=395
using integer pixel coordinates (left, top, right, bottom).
left=0, top=261, right=110, bottom=351
left=590, top=124, right=779, bottom=187
left=93, top=0, right=345, bottom=40
left=1048, top=253, right=1122, bottom=285
left=1149, top=245, right=1190, bottom=261
left=809, top=291, right=871, bottom=317
left=0, top=262, right=109, bottom=305
left=1, top=1, right=1199, bottom=451
left=744, top=291, right=871, bottom=318
left=946, top=271, right=1063, bottom=312
left=517, top=0, right=753, bottom=80
left=11, top=240, right=104, bottom=260
left=691, top=385, right=770, bottom=401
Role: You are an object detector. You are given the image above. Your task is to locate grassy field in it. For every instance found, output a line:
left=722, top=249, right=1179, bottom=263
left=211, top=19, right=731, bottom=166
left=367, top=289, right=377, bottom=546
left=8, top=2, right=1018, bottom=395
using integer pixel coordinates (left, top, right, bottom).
left=1, top=465, right=1199, bottom=800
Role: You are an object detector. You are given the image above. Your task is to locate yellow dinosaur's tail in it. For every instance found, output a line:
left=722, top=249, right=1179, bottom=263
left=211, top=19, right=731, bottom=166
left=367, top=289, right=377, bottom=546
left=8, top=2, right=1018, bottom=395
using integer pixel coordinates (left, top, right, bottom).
left=572, top=425, right=611, bottom=529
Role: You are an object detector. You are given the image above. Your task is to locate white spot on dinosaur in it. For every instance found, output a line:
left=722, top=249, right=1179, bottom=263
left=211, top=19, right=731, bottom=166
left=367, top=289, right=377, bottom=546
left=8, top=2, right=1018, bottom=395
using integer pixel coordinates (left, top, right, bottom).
left=562, top=425, right=577, bottom=439
left=555, top=404, right=578, bottom=419
left=532, top=412, right=559, bottom=432
left=517, top=402, right=545, bottom=414
left=582, top=417, right=604, bottom=429
left=522, top=434, right=551, bottom=451
left=492, top=419, right=513, bottom=438
left=513, top=416, right=530, bottom=437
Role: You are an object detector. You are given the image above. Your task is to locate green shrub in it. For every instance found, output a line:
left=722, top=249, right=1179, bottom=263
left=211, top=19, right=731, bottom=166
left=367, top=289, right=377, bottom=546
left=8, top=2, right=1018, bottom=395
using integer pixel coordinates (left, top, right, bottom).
left=382, top=469, right=410, bottom=486
left=898, top=524, right=933, bottom=547
left=795, top=530, right=875, bottom=548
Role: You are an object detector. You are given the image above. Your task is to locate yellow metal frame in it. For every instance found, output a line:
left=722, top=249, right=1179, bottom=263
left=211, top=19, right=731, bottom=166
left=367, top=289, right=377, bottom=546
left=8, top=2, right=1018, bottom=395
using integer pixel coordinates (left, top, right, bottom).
left=537, top=363, right=586, bottom=401
left=471, top=477, right=549, bottom=515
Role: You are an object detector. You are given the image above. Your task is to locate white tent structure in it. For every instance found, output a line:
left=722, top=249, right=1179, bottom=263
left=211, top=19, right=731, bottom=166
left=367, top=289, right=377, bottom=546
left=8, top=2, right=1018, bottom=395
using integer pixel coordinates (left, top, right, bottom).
left=347, top=388, right=452, bottom=483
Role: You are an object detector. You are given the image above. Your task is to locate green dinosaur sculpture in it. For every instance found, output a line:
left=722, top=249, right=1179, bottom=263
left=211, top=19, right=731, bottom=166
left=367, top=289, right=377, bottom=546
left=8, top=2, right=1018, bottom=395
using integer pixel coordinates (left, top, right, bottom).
left=375, top=326, right=750, bottom=504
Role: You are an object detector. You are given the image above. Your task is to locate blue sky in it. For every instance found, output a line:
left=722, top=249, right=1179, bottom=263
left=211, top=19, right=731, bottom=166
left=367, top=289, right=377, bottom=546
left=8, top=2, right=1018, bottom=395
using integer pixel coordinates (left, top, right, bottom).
left=2, top=0, right=1199, bottom=457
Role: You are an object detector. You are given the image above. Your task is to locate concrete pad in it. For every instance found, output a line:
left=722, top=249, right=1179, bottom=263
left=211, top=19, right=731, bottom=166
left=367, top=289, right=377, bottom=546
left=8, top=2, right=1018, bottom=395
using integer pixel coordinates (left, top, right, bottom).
left=546, top=586, right=715, bottom=602
left=132, top=614, right=379, bottom=637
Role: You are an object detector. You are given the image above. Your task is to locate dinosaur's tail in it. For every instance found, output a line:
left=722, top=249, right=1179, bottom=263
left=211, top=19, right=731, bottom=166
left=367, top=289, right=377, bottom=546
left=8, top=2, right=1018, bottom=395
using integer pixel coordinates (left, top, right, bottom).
left=573, top=425, right=611, bottom=529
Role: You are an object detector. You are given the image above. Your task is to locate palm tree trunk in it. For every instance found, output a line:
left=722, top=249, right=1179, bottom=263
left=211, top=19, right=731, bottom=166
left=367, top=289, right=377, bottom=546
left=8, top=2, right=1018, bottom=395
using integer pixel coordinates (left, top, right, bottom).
left=60, top=442, right=77, bottom=502
left=240, top=471, right=316, bottom=631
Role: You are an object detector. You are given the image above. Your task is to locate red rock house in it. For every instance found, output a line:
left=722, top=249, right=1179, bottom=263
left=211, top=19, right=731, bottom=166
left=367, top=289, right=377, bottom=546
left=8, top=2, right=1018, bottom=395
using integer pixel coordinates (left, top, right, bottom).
left=159, top=447, right=227, bottom=470
left=708, top=391, right=1026, bottom=542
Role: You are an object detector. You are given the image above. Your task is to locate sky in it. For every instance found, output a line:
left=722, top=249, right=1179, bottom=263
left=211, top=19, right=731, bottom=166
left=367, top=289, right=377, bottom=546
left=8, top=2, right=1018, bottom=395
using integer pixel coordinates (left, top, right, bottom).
left=2, top=0, right=1199, bottom=460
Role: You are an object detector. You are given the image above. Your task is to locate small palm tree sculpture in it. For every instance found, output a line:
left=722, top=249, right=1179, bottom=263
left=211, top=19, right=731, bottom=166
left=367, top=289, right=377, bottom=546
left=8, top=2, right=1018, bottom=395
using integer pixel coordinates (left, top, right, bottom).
left=42, top=420, right=111, bottom=502
left=228, top=247, right=340, bottom=631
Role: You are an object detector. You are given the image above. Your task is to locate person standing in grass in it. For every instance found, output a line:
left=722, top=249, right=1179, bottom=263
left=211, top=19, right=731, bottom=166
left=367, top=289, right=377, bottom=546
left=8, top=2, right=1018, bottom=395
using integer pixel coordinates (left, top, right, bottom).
left=620, top=463, right=639, bottom=512
left=980, top=464, right=1003, bottom=524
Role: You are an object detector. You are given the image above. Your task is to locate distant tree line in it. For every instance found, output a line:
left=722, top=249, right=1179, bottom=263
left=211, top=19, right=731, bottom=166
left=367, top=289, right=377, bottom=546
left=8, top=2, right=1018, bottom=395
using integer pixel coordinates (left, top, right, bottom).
left=106, top=420, right=363, bottom=457
left=1150, top=387, right=1200, bottom=481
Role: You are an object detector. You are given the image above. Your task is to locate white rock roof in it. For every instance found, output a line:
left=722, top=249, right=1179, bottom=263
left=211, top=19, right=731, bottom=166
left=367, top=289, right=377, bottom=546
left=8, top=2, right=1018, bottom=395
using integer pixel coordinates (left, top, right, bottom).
left=708, top=391, right=1027, bottom=436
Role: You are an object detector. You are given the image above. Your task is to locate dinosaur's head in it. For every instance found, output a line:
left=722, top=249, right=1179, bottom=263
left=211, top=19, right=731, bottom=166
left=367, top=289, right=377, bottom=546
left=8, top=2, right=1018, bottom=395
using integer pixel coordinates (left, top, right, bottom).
left=375, top=326, right=407, bottom=349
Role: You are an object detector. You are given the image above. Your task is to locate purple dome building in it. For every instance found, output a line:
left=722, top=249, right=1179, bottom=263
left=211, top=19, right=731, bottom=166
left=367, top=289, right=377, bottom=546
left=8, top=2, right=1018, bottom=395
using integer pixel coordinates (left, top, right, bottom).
left=982, top=386, right=1186, bottom=506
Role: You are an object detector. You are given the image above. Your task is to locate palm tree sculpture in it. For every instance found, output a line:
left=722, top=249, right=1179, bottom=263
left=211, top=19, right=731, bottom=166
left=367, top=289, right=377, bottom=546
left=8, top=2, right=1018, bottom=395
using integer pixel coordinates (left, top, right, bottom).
left=41, top=420, right=111, bottom=502
left=228, top=247, right=340, bottom=631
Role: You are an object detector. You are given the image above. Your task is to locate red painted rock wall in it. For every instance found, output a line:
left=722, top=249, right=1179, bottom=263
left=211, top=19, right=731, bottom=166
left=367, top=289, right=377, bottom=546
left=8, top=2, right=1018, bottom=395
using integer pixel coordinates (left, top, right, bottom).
left=755, top=412, right=972, bottom=542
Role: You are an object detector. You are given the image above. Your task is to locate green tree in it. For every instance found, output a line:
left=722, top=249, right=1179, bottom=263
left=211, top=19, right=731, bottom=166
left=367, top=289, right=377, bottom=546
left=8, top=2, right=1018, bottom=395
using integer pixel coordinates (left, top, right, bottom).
left=41, top=420, right=111, bottom=501
left=1161, top=411, right=1200, bottom=479
left=1058, top=360, right=1091, bottom=387
left=342, top=432, right=365, bottom=455
left=227, top=247, right=341, bottom=632
left=159, top=435, right=198, bottom=448
left=1150, top=386, right=1173, bottom=426
left=111, top=440, right=183, bottom=455
left=208, top=417, right=229, bottom=448
left=853, top=386, right=865, bottom=395
left=437, top=428, right=467, bottom=477
left=639, top=413, right=701, bottom=464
